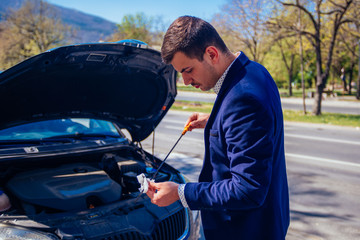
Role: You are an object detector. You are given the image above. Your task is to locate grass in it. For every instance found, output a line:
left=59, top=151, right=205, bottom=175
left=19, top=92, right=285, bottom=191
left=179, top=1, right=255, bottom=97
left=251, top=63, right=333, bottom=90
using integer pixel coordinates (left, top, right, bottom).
left=171, top=100, right=360, bottom=128
left=283, top=110, right=360, bottom=127
left=277, top=88, right=358, bottom=99
left=278, top=88, right=309, bottom=98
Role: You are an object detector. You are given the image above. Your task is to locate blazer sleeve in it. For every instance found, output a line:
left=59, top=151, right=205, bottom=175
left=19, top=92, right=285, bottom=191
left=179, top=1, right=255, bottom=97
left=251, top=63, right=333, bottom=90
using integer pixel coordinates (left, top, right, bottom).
left=184, top=92, right=275, bottom=210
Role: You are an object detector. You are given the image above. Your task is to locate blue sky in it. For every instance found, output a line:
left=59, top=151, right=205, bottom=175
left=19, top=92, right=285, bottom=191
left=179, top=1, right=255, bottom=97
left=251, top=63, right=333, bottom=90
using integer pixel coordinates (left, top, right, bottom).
left=47, top=0, right=227, bottom=25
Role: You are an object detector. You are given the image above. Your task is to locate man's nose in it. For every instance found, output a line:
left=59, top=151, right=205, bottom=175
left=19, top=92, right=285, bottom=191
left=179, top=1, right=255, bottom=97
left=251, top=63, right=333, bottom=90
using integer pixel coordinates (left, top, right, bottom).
left=182, top=74, right=191, bottom=85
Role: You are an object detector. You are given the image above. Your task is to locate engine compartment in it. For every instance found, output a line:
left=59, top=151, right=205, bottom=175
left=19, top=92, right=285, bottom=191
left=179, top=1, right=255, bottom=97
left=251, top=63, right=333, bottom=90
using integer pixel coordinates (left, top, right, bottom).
left=0, top=145, right=192, bottom=240
left=7, top=163, right=122, bottom=212
left=1, top=149, right=171, bottom=216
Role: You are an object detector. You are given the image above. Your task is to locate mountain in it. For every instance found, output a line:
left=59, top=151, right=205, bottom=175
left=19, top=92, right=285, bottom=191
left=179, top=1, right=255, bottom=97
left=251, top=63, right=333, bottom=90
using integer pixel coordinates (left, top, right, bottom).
left=0, top=0, right=118, bottom=43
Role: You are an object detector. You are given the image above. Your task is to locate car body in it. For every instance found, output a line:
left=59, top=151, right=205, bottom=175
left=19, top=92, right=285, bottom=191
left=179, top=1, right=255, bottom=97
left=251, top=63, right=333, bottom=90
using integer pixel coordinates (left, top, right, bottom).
left=0, top=40, right=199, bottom=239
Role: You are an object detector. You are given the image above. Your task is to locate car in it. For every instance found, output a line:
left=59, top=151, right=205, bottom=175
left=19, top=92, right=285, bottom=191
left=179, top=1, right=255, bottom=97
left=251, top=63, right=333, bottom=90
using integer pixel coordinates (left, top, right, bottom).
left=0, top=40, right=200, bottom=240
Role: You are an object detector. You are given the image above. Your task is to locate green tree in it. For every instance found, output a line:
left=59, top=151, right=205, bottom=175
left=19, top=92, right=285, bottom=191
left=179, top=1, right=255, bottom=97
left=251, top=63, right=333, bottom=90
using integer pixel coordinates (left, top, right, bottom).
left=0, top=0, right=73, bottom=69
left=331, top=32, right=351, bottom=93
left=262, top=46, right=289, bottom=88
left=108, top=13, right=153, bottom=45
left=275, top=0, right=354, bottom=115
left=267, top=2, right=315, bottom=102
left=337, top=0, right=360, bottom=97
left=277, top=38, right=298, bottom=96
left=267, top=6, right=301, bottom=96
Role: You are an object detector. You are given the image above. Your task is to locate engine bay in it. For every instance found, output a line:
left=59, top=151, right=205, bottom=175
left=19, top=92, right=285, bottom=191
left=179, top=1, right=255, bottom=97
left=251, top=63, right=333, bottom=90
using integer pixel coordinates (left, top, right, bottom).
left=0, top=149, right=172, bottom=216
left=7, top=163, right=122, bottom=212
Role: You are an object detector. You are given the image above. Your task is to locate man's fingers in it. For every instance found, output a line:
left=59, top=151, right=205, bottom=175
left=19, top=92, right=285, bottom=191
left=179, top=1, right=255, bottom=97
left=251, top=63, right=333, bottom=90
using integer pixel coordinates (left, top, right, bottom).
left=146, top=182, right=161, bottom=205
left=146, top=189, right=155, bottom=199
left=146, top=182, right=158, bottom=200
left=146, top=182, right=180, bottom=207
left=185, top=113, right=200, bottom=131
left=148, top=181, right=158, bottom=190
left=148, top=181, right=160, bottom=194
left=185, top=112, right=210, bottom=131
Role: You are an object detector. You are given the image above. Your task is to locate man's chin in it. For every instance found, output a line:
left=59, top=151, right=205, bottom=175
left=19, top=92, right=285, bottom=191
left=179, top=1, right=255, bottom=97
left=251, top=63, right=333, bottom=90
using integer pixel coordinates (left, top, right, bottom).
left=200, top=86, right=211, bottom=91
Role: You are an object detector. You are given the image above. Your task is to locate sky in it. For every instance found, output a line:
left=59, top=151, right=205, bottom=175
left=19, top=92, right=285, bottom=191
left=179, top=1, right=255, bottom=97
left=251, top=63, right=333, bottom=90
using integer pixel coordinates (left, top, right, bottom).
left=47, top=0, right=227, bottom=25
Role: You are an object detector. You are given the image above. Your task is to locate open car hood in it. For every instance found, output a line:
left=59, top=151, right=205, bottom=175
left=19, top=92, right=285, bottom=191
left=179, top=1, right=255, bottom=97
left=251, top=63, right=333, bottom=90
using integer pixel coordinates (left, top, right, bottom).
left=0, top=41, right=177, bottom=142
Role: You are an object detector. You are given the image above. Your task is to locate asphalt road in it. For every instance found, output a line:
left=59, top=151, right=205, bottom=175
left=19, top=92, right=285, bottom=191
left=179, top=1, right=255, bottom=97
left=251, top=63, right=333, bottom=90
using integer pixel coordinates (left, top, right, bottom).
left=141, top=110, right=360, bottom=240
left=176, top=91, right=360, bottom=115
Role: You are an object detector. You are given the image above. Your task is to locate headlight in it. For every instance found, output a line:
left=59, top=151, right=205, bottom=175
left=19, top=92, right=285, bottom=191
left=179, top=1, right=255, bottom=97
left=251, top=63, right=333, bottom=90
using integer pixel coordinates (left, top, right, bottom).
left=0, top=224, right=58, bottom=240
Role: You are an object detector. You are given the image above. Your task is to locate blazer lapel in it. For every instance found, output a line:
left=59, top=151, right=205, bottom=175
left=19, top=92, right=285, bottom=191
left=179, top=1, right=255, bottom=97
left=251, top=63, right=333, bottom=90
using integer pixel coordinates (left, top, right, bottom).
left=205, top=53, right=249, bottom=131
left=199, top=53, right=250, bottom=182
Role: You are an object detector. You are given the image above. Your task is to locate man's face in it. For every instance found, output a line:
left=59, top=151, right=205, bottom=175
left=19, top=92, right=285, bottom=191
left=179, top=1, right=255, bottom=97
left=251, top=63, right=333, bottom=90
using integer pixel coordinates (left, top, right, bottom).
left=171, top=51, right=219, bottom=91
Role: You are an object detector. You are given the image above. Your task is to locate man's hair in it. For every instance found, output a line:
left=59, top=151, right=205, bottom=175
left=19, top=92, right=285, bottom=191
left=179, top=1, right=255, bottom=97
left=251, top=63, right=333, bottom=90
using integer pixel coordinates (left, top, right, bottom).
left=161, top=16, right=229, bottom=64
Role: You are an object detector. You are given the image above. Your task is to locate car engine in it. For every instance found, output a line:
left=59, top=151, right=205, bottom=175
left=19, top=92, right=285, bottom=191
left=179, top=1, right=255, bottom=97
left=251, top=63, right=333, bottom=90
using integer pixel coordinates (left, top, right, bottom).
left=4, top=153, right=151, bottom=215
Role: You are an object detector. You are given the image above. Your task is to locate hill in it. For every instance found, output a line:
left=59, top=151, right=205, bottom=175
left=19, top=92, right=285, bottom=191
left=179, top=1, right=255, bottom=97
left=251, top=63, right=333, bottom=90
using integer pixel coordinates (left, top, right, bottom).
left=0, top=0, right=117, bottom=43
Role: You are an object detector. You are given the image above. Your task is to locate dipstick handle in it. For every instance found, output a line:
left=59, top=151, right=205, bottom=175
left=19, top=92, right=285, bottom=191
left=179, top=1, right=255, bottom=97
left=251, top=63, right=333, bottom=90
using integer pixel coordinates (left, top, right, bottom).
left=182, top=123, right=191, bottom=135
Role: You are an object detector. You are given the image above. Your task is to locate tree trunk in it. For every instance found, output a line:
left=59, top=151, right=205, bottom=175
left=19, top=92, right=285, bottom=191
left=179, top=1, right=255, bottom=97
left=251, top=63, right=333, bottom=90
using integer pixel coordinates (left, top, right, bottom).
left=312, top=83, right=324, bottom=115
left=298, top=7, right=306, bottom=114
left=289, top=54, right=295, bottom=97
left=348, top=63, right=355, bottom=95
left=331, top=70, right=335, bottom=91
left=357, top=41, right=360, bottom=100
left=343, top=77, right=348, bottom=92
left=312, top=39, right=324, bottom=115
left=288, top=71, right=293, bottom=96
left=357, top=73, right=360, bottom=100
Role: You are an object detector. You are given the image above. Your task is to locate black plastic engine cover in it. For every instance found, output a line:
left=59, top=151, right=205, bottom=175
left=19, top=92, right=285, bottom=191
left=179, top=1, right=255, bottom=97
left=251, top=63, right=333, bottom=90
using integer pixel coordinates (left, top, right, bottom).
left=6, top=163, right=122, bottom=211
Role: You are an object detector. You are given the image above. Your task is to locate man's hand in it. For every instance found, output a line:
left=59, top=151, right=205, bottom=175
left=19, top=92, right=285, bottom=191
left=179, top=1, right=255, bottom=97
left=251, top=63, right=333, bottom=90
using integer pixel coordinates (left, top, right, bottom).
left=146, top=181, right=179, bottom=207
left=185, top=112, right=210, bottom=131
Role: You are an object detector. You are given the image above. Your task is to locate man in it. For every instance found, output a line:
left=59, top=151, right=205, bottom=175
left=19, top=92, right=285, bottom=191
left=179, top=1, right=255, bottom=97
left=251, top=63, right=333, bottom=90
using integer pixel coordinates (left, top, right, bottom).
left=146, top=16, right=290, bottom=240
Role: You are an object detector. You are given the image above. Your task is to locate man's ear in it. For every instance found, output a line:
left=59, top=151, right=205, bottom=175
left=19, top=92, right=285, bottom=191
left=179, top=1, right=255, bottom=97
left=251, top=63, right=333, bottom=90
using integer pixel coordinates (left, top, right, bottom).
left=204, top=46, right=219, bottom=64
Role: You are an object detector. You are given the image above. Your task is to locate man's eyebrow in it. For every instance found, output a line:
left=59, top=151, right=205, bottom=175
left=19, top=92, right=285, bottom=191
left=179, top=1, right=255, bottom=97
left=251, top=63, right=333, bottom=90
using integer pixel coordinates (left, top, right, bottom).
left=180, top=67, right=191, bottom=73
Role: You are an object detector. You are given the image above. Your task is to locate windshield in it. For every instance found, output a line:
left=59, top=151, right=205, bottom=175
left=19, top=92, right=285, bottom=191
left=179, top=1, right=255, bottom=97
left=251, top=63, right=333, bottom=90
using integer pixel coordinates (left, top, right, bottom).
left=0, top=118, right=121, bottom=140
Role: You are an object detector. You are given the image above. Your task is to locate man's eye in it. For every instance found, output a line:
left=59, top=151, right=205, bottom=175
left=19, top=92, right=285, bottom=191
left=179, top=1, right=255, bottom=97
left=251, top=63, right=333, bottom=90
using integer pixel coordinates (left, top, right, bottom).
left=186, top=69, right=192, bottom=73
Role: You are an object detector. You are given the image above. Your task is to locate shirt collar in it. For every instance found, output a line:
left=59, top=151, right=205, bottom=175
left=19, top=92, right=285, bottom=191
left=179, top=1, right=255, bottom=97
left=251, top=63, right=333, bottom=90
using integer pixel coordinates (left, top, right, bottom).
left=213, top=54, right=238, bottom=95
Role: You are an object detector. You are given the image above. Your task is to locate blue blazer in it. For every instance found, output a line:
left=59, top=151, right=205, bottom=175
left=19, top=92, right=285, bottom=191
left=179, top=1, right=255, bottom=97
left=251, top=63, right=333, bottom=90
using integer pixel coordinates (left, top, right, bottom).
left=184, top=53, right=290, bottom=239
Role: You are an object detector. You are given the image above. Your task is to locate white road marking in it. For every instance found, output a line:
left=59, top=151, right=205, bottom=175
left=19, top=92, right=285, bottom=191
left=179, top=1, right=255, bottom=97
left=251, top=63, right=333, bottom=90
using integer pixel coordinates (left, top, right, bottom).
left=285, top=133, right=360, bottom=145
left=158, top=117, right=360, bottom=169
left=286, top=153, right=360, bottom=168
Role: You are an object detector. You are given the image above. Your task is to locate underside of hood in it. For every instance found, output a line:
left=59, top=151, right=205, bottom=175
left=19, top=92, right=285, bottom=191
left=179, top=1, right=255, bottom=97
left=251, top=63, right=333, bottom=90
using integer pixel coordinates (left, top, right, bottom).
left=0, top=41, right=177, bottom=142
